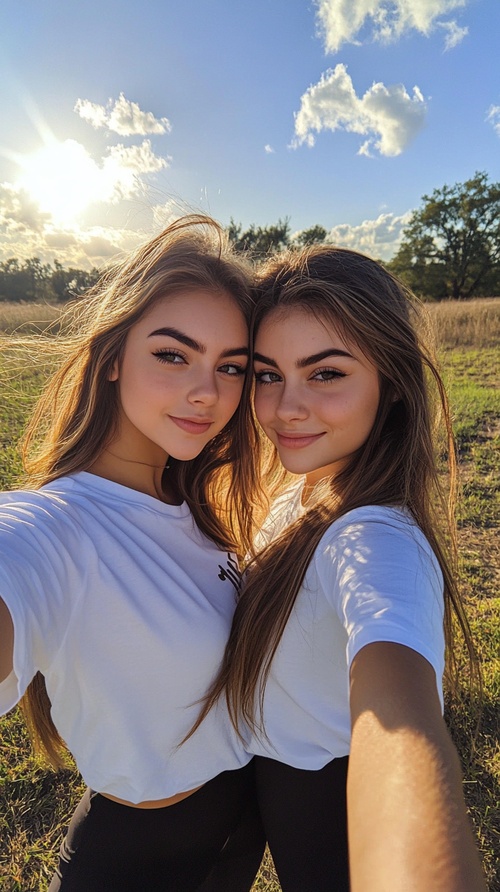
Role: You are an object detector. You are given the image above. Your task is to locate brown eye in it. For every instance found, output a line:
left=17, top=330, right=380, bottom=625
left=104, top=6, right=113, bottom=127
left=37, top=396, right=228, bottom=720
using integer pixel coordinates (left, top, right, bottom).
left=311, top=368, right=346, bottom=382
left=255, top=370, right=282, bottom=385
left=152, top=350, right=186, bottom=365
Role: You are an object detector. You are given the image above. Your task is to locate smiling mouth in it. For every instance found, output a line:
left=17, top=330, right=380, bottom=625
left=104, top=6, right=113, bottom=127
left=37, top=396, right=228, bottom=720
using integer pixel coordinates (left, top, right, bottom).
left=169, top=416, right=213, bottom=434
left=276, top=432, right=325, bottom=449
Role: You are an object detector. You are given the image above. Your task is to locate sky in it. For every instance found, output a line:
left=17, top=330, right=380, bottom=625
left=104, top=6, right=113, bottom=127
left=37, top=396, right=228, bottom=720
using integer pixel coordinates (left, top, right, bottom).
left=0, top=0, right=499, bottom=269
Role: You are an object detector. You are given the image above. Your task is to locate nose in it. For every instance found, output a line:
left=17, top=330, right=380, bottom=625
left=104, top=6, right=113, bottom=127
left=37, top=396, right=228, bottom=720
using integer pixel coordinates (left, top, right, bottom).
left=275, top=384, right=309, bottom=422
left=187, top=369, right=219, bottom=406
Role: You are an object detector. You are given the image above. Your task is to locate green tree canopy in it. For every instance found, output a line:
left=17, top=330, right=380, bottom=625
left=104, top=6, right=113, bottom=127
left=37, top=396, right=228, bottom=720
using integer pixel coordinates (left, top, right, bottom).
left=227, top=219, right=332, bottom=260
left=293, top=224, right=328, bottom=247
left=390, top=171, right=500, bottom=299
left=227, top=217, right=292, bottom=259
left=0, top=258, right=101, bottom=303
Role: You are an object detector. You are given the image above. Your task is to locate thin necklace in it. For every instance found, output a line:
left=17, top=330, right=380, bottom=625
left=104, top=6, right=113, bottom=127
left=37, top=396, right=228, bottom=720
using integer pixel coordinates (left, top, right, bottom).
left=105, top=449, right=170, bottom=471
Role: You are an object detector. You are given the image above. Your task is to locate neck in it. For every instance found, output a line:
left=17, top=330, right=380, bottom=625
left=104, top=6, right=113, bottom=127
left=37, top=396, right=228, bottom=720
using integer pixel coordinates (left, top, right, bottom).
left=89, top=450, right=181, bottom=504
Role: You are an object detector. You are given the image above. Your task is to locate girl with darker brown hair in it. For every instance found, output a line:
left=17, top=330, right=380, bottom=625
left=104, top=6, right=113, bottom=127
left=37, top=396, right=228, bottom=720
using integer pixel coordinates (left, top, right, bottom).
left=194, top=245, right=486, bottom=891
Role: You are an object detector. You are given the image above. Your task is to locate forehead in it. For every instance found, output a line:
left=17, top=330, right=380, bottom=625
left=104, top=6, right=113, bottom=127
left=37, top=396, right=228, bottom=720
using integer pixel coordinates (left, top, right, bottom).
left=137, top=287, right=248, bottom=330
left=254, top=304, right=379, bottom=373
left=255, top=305, right=346, bottom=346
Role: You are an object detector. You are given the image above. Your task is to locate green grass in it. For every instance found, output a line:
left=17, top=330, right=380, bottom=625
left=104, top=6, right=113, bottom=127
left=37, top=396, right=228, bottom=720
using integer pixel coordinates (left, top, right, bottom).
left=0, top=300, right=499, bottom=890
left=439, top=341, right=500, bottom=888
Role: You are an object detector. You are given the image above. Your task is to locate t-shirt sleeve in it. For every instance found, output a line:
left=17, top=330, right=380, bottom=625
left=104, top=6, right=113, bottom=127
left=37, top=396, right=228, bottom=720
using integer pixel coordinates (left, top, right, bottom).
left=314, top=512, right=445, bottom=691
left=0, top=499, right=70, bottom=714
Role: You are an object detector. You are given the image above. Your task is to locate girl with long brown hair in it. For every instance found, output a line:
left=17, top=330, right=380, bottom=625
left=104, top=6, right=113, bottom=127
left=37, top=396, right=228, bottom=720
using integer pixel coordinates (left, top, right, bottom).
left=194, top=245, right=486, bottom=891
left=0, top=215, right=265, bottom=891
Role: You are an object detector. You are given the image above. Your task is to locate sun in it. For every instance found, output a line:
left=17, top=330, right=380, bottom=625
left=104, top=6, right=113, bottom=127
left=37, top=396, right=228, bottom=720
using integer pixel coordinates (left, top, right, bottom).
left=17, top=139, right=102, bottom=226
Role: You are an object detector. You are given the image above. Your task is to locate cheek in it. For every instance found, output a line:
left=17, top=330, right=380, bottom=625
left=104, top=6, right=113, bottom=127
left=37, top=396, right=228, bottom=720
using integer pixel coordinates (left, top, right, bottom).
left=253, top=389, right=270, bottom=426
left=357, top=383, right=381, bottom=434
left=220, top=378, right=246, bottom=417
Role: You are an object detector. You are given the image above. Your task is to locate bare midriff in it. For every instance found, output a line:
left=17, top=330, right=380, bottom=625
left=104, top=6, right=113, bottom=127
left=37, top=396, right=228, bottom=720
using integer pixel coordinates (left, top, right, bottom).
left=100, top=784, right=204, bottom=809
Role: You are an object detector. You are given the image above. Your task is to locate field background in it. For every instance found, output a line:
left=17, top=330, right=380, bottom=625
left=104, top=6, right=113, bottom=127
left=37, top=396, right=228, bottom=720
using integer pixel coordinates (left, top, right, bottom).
left=0, top=298, right=499, bottom=891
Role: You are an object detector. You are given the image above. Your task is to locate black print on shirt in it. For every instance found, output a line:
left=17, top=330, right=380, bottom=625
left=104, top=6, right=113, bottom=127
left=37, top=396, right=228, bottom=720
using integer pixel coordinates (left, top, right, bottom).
left=218, top=554, right=242, bottom=593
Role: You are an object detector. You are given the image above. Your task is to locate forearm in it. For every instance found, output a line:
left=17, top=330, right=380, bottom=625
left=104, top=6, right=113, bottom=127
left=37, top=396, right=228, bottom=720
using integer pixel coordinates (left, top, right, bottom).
left=347, top=712, right=486, bottom=892
left=0, top=596, right=14, bottom=683
left=348, top=643, right=486, bottom=892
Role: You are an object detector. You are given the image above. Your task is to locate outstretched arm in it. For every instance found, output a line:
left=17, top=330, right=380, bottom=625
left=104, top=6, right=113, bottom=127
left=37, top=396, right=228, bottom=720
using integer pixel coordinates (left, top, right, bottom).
left=348, top=642, right=486, bottom=892
left=0, top=596, right=14, bottom=683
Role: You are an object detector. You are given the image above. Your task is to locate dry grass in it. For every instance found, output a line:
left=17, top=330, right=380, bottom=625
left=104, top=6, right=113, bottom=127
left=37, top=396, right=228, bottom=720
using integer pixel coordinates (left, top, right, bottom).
left=0, top=302, right=62, bottom=335
left=427, top=297, right=500, bottom=348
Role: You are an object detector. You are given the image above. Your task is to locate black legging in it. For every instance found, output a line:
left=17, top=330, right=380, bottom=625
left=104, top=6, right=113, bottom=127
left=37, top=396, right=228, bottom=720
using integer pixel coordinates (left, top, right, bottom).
left=255, top=755, right=350, bottom=892
left=48, top=761, right=265, bottom=892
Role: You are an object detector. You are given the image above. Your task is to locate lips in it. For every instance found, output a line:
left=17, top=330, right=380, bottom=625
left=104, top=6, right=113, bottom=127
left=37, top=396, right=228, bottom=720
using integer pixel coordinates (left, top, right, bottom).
left=169, top=416, right=213, bottom=434
left=276, top=431, right=325, bottom=449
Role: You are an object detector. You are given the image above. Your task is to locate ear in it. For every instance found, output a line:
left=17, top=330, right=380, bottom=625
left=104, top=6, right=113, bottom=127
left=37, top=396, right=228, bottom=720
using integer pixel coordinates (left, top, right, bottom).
left=108, top=360, right=119, bottom=382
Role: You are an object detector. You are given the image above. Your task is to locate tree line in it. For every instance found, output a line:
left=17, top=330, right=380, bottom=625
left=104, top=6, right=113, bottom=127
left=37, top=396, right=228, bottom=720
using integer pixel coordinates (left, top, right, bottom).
left=0, top=258, right=101, bottom=304
left=1, top=172, right=499, bottom=302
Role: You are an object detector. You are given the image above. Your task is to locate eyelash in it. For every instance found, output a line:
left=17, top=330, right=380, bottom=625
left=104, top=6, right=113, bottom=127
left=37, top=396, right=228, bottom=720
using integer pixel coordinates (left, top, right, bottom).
left=152, top=349, right=186, bottom=365
left=254, top=371, right=280, bottom=386
left=254, top=368, right=346, bottom=385
left=312, top=368, right=346, bottom=383
left=152, top=350, right=246, bottom=377
left=219, top=364, right=247, bottom=377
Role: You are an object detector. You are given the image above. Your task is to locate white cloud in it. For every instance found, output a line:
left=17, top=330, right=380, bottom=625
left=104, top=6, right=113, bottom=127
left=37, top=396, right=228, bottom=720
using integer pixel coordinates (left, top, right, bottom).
left=314, top=0, right=469, bottom=53
left=0, top=92, right=174, bottom=268
left=292, top=64, right=426, bottom=157
left=438, top=19, right=468, bottom=49
left=0, top=196, right=144, bottom=267
left=74, top=93, right=171, bottom=136
left=1, top=138, right=171, bottom=266
left=82, top=233, right=126, bottom=259
left=13, top=138, right=170, bottom=228
left=487, top=105, right=500, bottom=137
left=326, top=211, right=412, bottom=260
left=44, top=231, right=78, bottom=249
left=0, top=182, right=50, bottom=234
left=101, top=140, right=170, bottom=202
left=264, top=144, right=275, bottom=153
left=74, top=99, right=108, bottom=130
left=151, top=200, right=186, bottom=230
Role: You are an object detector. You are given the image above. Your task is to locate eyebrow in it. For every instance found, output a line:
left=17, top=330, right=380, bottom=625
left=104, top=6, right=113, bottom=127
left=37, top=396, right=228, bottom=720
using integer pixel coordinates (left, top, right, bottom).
left=253, top=348, right=353, bottom=368
left=148, top=327, right=248, bottom=358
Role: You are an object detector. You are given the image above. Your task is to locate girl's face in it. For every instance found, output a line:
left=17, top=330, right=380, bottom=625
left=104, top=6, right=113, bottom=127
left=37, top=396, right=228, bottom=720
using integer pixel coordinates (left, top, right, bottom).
left=253, top=306, right=380, bottom=487
left=109, top=288, right=248, bottom=467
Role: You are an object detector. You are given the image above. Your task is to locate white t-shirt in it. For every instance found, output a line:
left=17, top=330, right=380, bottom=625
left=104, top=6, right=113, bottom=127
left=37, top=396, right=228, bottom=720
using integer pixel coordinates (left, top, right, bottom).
left=0, top=472, right=250, bottom=802
left=246, top=482, right=445, bottom=769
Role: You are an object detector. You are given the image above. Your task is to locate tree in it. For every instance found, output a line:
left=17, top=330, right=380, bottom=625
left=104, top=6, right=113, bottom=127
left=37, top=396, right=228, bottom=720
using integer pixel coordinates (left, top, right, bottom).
left=0, top=258, right=52, bottom=302
left=390, top=172, right=500, bottom=299
left=293, top=225, right=328, bottom=247
left=227, top=218, right=291, bottom=259
left=50, top=261, right=101, bottom=301
left=0, top=258, right=101, bottom=303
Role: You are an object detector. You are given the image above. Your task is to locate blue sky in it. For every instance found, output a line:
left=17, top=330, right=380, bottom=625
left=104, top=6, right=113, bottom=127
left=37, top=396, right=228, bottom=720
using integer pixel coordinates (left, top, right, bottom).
left=1, top=0, right=499, bottom=268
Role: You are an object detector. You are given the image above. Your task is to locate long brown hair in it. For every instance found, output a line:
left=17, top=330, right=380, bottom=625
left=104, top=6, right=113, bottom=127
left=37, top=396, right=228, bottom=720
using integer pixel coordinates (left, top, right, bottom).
left=13, top=214, right=263, bottom=765
left=191, top=244, right=479, bottom=740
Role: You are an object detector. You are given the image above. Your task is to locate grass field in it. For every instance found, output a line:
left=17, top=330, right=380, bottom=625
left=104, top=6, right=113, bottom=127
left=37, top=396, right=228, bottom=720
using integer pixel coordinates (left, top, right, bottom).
left=0, top=298, right=499, bottom=891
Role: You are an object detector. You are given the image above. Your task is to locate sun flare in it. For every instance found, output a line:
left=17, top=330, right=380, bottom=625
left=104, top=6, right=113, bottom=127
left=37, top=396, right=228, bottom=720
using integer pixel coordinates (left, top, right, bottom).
left=17, top=139, right=102, bottom=225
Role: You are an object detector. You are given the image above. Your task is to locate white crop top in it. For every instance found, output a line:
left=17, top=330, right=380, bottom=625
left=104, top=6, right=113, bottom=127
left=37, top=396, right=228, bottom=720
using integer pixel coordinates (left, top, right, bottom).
left=246, top=483, right=445, bottom=769
left=0, top=472, right=250, bottom=802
